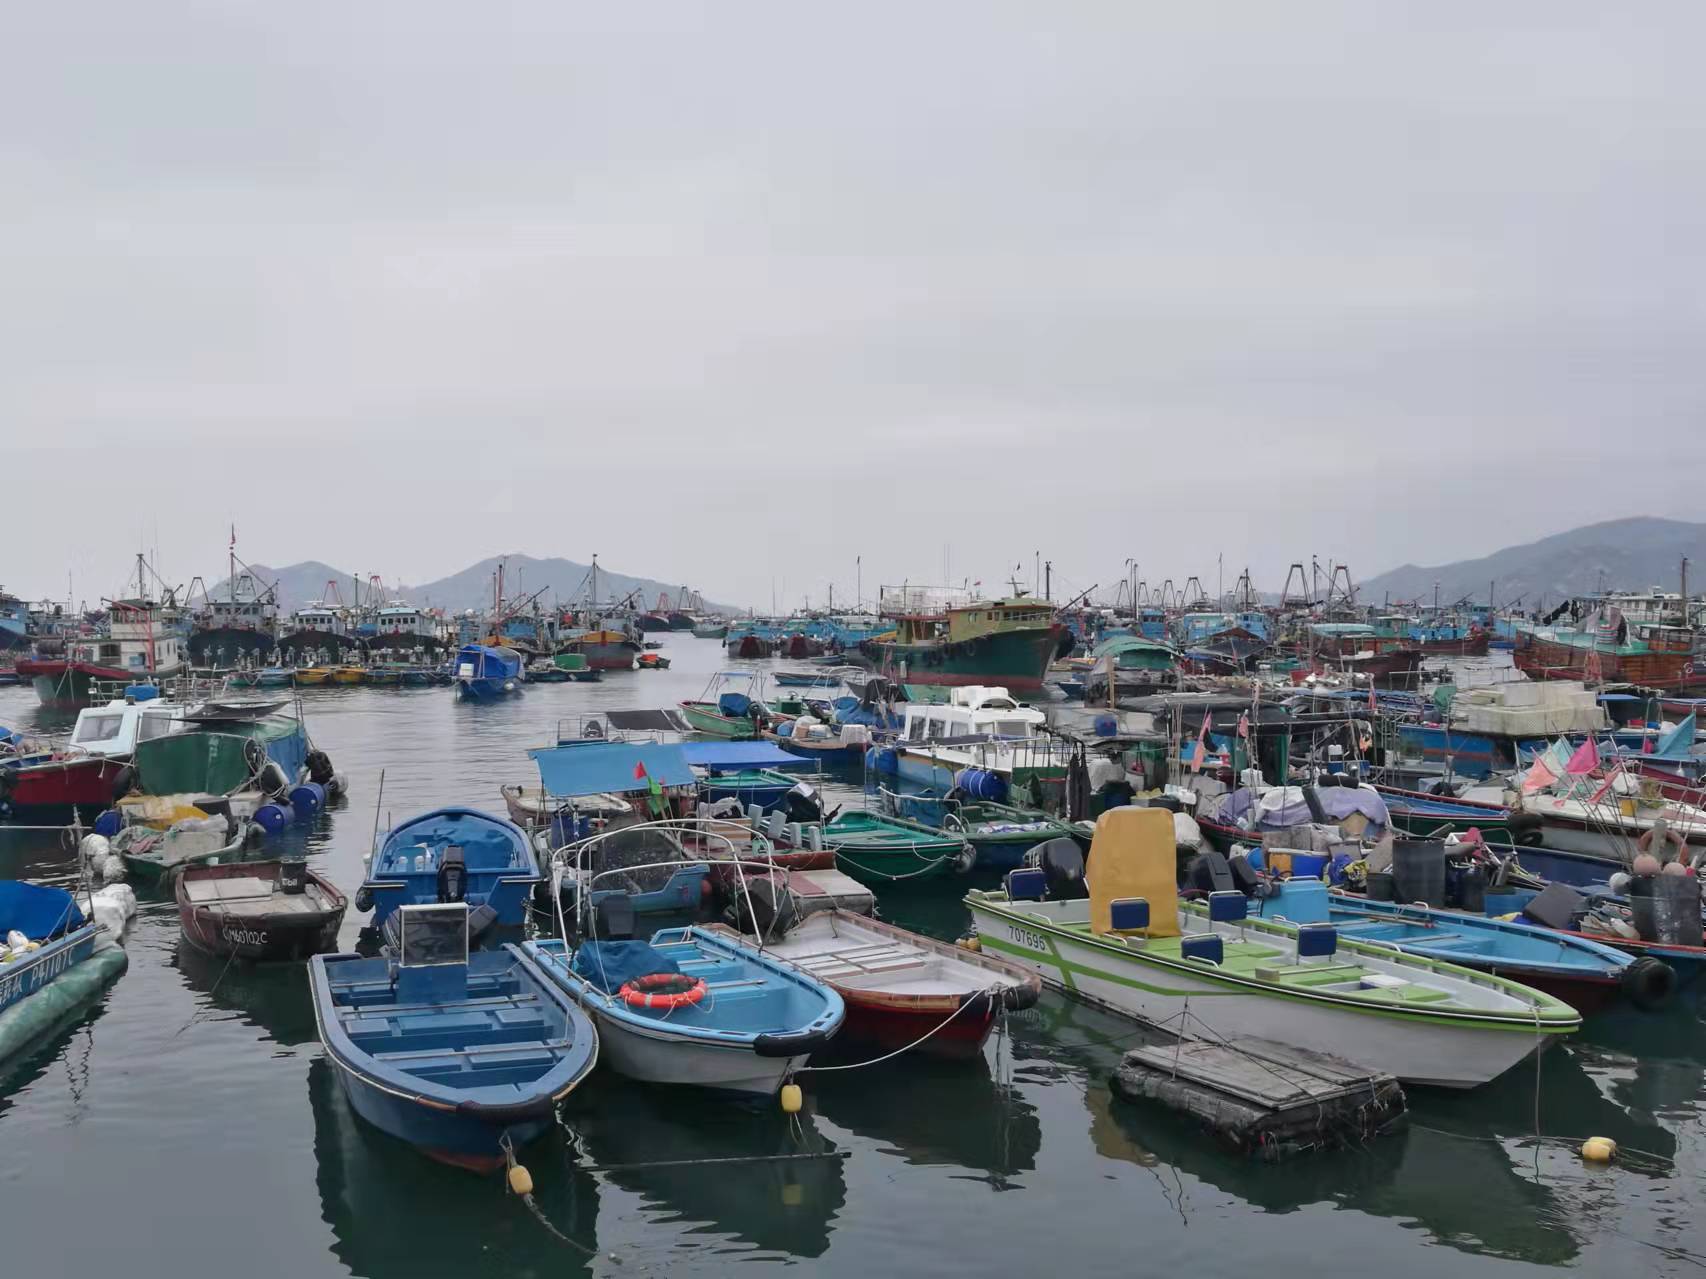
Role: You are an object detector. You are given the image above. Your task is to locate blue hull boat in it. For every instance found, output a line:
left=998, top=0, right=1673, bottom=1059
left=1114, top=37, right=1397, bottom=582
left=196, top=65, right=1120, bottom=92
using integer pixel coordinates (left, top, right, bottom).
left=0, top=882, right=98, bottom=1014
left=361, top=807, right=542, bottom=932
left=525, top=924, right=842, bottom=1096
left=454, top=644, right=523, bottom=700
left=311, top=905, right=598, bottom=1171
left=1252, top=879, right=1654, bottom=1013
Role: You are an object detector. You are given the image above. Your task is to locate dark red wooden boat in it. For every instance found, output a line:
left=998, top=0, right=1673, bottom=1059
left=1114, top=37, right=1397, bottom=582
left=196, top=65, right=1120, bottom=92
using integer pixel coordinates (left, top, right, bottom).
left=746, top=911, right=1041, bottom=1060
left=1416, top=629, right=1490, bottom=657
left=176, top=859, right=347, bottom=961
left=0, top=753, right=132, bottom=813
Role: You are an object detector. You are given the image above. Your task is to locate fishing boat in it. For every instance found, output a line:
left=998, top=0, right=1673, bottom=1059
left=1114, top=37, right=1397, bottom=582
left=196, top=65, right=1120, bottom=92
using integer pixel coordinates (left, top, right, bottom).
left=524, top=661, right=571, bottom=683
left=311, top=903, right=598, bottom=1171
left=1516, top=775, right=1706, bottom=860
left=823, top=810, right=973, bottom=882
left=965, top=806, right=1581, bottom=1088
left=453, top=644, right=523, bottom=700
left=680, top=671, right=771, bottom=739
left=112, top=816, right=255, bottom=884
left=133, top=698, right=316, bottom=799
left=0, top=881, right=128, bottom=1064
left=737, top=910, right=1040, bottom=1059
left=763, top=720, right=873, bottom=767
left=773, top=670, right=841, bottom=688
left=700, top=767, right=805, bottom=813
left=176, top=859, right=348, bottom=961
left=17, top=577, right=187, bottom=709
left=692, top=620, right=729, bottom=640
left=293, top=665, right=334, bottom=687
left=499, top=784, right=636, bottom=845
left=637, top=653, right=671, bottom=670
left=1515, top=605, right=1706, bottom=694
left=1246, top=878, right=1652, bottom=1014
left=860, top=594, right=1066, bottom=694
left=885, top=790, right=1086, bottom=871
left=359, top=807, right=542, bottom=932
left=563, top=628, right=643, bottom=671
left=883, top=685, right=1070, bottom=795
left=525, top=919, right=843, bottom=1096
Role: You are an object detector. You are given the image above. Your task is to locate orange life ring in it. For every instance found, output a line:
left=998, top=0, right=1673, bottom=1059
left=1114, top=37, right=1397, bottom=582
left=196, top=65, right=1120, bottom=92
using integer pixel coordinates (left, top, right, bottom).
left=619, top=972, right=707, bottom=1010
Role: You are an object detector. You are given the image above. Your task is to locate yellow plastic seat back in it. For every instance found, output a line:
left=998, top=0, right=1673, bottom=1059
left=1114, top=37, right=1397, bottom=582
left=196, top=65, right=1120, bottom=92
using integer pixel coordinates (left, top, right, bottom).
left=1088, top=807, right=1179, bottom=938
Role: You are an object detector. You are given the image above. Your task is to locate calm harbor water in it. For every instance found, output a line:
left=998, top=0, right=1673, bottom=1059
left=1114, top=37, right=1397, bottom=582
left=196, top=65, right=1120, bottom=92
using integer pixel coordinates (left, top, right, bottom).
left=1, top=637, right=1703, bottom=1276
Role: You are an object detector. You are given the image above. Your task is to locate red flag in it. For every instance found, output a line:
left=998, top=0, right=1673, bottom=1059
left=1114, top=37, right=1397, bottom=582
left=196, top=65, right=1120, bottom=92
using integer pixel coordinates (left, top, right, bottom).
left=633, top=760, right=648, bottom=781
left=1237, top=711, right=1250, bottom=738
left=1190, top=709, right=1211, bottom=772
left=1367, top=680, right=1378, bottom=712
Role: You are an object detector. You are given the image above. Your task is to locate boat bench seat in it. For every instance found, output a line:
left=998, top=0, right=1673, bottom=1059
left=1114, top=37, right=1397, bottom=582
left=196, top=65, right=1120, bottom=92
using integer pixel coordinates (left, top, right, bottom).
left=1351, top=985, right=1454, bottom=1005
left=344, top=1003, right=549, bottom=1049
left=1255, top=963, right=1366, bottom=985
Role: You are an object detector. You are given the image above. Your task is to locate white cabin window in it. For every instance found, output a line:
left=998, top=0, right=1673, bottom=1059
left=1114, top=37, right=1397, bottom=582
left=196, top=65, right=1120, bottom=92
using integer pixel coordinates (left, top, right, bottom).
left=75, top=714, right=124, bottom=744
left=137, top=716, right=178, bottom=742
left=906, top=717, right=926, bottom=743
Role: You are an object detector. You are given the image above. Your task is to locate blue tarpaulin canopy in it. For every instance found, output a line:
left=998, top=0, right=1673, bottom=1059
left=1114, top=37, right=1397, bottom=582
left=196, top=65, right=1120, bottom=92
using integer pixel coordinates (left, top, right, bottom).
left=678, top=741, right=813, bottom=772
left=0, top=881, right=84, bottom=941
left=528, top=743, right=697, bottom=797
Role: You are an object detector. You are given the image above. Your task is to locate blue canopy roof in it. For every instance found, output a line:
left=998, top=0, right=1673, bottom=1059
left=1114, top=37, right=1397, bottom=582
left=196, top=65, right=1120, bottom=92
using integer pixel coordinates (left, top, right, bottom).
left=528, top=743, right=697, bottom=797
left=678, top=741, right=813, bottom=772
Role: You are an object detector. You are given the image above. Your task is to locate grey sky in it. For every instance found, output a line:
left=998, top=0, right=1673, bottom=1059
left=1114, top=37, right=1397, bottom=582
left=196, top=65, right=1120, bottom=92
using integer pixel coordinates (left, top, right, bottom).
left=6, top=3, right=1701, bottom=610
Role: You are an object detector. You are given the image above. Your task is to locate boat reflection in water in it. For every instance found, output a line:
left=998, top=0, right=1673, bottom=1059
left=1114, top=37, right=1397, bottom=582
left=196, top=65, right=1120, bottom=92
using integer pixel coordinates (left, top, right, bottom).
left=567, top=1079, right=847, bottom=1262
left=1038, top=987, right=1706, bottom=1268
left=173, top=938, right=321, bottom=1050
left=811, top=1050, right=1041, bottom=1190
left=311, top=1057, right=602, bottom=1276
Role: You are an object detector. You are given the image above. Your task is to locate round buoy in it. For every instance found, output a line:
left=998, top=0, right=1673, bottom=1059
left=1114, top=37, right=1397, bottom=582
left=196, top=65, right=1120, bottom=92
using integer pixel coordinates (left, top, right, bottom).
left=780, top=1083, right=803, bottom=1114
left=1581, top=1137, right=1617, bottom=1163
left=507, top=1163, right=535, bottom=1195
left=254, top=803, right=290, bottom=836
left=957, top=935, right=982, bottom=953
left=93, top=809, right=123, bottom=839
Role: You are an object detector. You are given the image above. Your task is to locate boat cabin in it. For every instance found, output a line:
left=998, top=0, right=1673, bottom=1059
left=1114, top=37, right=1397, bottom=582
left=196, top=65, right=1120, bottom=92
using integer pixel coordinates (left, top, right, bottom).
left=898, top=686, right=1046, bottom=744
left=69, top=599, right=184, bottom=675
left=70, top=696, right=184, bottom=758
left=374, top=602, right=436, bottom=642
left=289, top=603, right=347, bottom=637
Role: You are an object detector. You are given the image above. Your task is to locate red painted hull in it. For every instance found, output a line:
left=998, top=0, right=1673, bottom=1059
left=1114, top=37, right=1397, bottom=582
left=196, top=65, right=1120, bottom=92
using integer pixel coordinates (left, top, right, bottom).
left=838, top=991, right=1002, bottom=1060
left=1514, top=633, right=1706, bottom=694
left=2, top=755, right=129, bottom=810
left=1417, top=633, right=1490, bottom=657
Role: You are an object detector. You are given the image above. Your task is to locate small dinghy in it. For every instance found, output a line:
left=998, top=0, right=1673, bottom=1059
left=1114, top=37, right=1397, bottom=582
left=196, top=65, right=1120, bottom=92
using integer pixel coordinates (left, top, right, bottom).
left=823, top=811, right=974, bottom=882
left=311, top=903, right=598, bottom=1171
left=359, top=807, right=542, bottom=932
left=735, top=911, right=1040, bottom=1059
left=526, top=898, right=842, bottom=1097
left=176, top=859, right=347, bottom=961
left=0, top=881, right=123, bottom=1064
left=112, top=816, right=254, bottom=884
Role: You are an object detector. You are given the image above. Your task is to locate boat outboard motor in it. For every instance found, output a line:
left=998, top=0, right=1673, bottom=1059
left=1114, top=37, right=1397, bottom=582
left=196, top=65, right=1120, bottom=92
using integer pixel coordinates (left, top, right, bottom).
left=1034, top=838, right=1089, bottom=901
left=279, top=859, right=308, bottom=896
left=1186, top=849, right=1236, bottom=895
left=436, top=846, right=467, bottom=904
left=782, top=782, right=824, bottom=825
left=595, top=892, right=638, bottom=942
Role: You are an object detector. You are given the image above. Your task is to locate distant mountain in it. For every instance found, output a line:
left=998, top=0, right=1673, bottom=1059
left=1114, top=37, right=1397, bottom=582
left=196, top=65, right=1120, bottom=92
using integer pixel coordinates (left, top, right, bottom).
left=213, top=555, right=739, bottom=616
left=1359, top=517, right=1706, bottom=610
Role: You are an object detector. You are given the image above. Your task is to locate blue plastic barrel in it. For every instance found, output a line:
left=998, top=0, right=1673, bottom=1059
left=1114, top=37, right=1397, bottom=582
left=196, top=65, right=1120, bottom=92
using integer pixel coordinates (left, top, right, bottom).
left=870, top=748, right=899, bottom=775
left=93, top=809, right=123, bottom=838
left=288, top=782, right=327, bottom=820
left=1092, top=713, right=1118, bottom=737
left=124, top=684, right=159, bottom=703
left=254, top=803, right=290, bottom=835
left=955, top=768, right=1008, bottom=801
left=1290, top=852, right=1329, bottom=879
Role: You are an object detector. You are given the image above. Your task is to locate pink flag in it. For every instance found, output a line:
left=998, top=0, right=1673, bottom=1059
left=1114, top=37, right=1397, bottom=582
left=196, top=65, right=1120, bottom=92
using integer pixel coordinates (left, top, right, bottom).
left=1190, top=708, right=1211, bottom=772
left=1520, top=755, right=1557, bottom=794
left=1368, top=681, right=1378, bottom=712
left=1587, top=766, right=1622, bottom=805
left=1564, top=737, right=1600, bottom=775
left=1643, top=732, right=1656, bottom=755
left=1237, top=711, right=1250, bottom=738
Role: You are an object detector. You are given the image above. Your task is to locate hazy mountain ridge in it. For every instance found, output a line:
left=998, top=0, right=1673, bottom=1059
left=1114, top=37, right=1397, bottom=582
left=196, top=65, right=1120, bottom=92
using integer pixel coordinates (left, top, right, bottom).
left=1358, top=517, right=1706, bottom=609
left=212, top=555, right=742, bottom=615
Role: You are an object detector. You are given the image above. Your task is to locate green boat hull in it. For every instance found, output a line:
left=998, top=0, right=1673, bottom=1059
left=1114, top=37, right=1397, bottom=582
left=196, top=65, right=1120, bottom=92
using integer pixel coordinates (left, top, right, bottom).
left=824, top=812, right=968, bottom=883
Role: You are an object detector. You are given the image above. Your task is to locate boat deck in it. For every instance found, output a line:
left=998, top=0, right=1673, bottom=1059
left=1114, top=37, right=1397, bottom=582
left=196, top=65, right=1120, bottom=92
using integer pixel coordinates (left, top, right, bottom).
left=183, top=875, right=333, bottom=917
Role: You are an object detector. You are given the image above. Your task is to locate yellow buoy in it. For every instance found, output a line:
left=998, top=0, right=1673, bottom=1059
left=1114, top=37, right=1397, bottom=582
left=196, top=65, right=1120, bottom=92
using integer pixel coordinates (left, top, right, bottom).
left=957, top=935, right=982, bottom=953
left=1581, top=1137, right=1617, bottom=1163
left=508, top=1163, right=536, bottom=1195
left=780, top=1083, right=803, bottom=1114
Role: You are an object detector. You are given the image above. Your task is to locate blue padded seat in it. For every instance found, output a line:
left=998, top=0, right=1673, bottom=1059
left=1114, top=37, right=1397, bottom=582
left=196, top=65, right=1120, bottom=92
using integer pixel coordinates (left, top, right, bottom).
left=1207, top=890, right=1247, bottom=924
left=1005, top=868, right=1047, bottom=902
left=1180, top=934, right=1223, bottom=965
left=1297, top=924, right=1338, bottom=960
left=1108, top=897, right=1150, bottom=933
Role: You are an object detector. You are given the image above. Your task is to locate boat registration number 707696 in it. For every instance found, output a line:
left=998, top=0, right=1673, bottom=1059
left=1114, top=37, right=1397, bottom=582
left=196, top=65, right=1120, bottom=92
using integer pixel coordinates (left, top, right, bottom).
left=1006, top=924, right=1050, bottom=954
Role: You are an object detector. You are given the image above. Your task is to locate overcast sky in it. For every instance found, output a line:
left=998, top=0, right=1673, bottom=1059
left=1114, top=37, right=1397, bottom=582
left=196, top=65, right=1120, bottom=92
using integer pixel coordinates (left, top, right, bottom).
left=6, top=3, right=1701, bottom=610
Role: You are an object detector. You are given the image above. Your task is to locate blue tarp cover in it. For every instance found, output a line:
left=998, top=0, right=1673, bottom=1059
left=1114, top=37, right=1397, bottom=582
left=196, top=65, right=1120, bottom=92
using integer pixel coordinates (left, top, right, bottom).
left=529, top=743, right=697, bottom=797
left=0, top=881, right=84, bottom=940
left=571, top=940, right=681, bottom=993
left=679, top=741, right=812, bottom=772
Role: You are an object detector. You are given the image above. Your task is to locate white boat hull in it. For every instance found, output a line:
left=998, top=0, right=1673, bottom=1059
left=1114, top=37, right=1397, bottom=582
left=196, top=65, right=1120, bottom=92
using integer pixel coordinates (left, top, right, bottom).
left=967, top=900, right=1550, bottom=1088
left=582, top=999, right=802, bottom=1094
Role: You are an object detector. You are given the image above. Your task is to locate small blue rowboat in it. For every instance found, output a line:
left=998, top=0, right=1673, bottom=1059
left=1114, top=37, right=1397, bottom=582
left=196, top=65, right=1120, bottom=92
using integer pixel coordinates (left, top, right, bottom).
left=700, top=767, right=801, bottom=813
left=360, top=807, right=542, bottom=932
left=0, top=882, right=100, bottom=1020
left=454, top=644, right=523, bottom=700
left=1252, top=879, right=1665, bottom=1013
left=525, top=920, right=843, bottom=1097
left=311, top=904, right=598, bottom=1171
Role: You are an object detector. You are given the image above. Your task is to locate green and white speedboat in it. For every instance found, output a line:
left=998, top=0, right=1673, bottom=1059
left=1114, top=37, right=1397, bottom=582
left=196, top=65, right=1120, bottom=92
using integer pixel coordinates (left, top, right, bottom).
left=965, top=807, right=1579, bottom=1089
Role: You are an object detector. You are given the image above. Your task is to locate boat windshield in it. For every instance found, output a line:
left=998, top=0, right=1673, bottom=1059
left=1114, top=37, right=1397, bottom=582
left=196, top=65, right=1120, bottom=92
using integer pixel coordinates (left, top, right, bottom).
left=137, top=715, right=179, bottom=742
left=397, top=905, right=470, bottom=967
left=74, top=714, right=124, bottom=744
